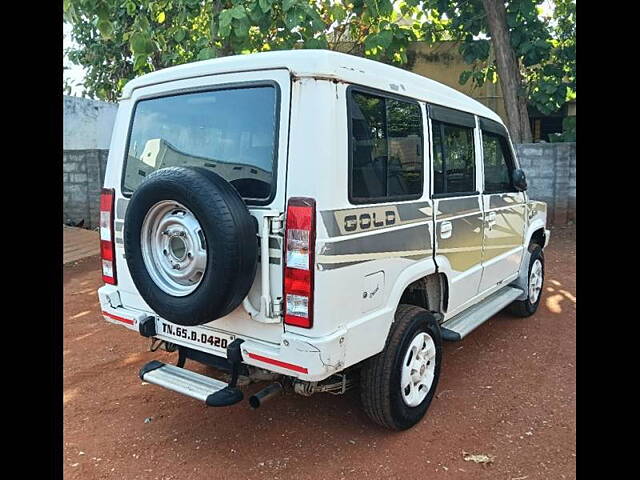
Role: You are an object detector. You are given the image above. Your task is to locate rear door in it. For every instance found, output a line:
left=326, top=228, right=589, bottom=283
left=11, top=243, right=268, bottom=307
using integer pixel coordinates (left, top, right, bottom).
left=478, top=118, right=526, bottom=292
left=429, top=105, right=485, bottom=317
left=109, top=69, right=291, bottom=345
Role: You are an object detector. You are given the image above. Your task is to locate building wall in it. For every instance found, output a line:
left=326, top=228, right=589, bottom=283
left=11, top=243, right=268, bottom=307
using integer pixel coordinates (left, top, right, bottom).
left=63, top=95, right=118, bottom=150
left=516, top=142, right=576, bottom=225
left=63, top=95, right=117, bottom=228
left=407, top=42, right=508, bottom=122
left=63, top=149, right=109, bottom=229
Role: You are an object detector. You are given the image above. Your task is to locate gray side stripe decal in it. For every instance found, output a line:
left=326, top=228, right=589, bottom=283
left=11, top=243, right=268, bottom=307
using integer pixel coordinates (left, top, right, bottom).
left=320, top=223, right=431, bottom=256
left=320, top=201, right=432, bottom=237
left=317, top=223, right=432, bottom=270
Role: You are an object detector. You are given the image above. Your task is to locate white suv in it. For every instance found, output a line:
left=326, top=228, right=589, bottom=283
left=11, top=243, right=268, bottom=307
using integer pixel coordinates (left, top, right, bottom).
left=98, top=50, right=549, bottom=430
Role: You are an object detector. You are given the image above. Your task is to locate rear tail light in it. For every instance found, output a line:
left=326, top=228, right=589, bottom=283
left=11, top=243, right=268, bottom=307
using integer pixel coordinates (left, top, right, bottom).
left=284, top=197, right=315, bottom=328
left=100, top=188, right=117, bottom=285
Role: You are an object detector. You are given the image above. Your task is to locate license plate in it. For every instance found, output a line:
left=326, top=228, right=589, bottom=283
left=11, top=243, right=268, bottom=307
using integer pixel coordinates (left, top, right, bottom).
left=156, top=320, right=235, bottom=354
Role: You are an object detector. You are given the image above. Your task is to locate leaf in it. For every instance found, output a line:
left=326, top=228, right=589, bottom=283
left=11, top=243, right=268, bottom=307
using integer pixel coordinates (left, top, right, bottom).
left=231, top=5, right=247, bottom=20
left=174, top=29, right=186, bottom=43
left=157, top=12, right=166, bottom=24
left=284, top=10, right=299, bottom=30
left=377, top=30, right=393, bottom=49
left=258, top=0, right=272, bottom=14
left=283, top=0, right=295, bottom=12
left=130, top=32, right=153, bottom=55
left=364, top=34, right=377, bottom=52
left=459, top=70, right=472, bottom=85
left=219, top=9, right=233, bottom=29
left=97, top=19, right=113, bottom=39
left=197, top=47, right=215, bottom=60
left=232, top=17, right=251, bottom=38
left=219, top=21, right=232, bottom=37
left=133, top=54, right=148, bottom=71
left=330, top=3, right=346, bottom=21
left=125, top=1, right=136, bottom=16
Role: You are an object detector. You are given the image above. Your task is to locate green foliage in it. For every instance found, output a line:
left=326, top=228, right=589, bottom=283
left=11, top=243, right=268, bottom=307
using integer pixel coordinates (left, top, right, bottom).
left=64, top=0, right=428, bottom=101
left=549, top=115, right=575, bottom=142
left=64, top=0, right=575, bottom=114
left=422, top=0, right=576, bottom=115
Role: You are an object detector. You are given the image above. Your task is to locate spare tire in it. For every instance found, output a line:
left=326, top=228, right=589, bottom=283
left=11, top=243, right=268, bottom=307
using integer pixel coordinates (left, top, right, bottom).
left=124, top=166, right=258, bottom=326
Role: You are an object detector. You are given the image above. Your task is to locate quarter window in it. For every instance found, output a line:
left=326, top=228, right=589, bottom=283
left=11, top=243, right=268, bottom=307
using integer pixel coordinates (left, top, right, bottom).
left=431, top=120, right=475, bottom=195
left=349, top=90, right=423, bottom=202
left=482, top=132, right=514, bottom=193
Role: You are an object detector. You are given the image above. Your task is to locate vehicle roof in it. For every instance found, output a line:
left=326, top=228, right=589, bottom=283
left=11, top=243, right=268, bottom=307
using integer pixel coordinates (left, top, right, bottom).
left=122, top=49, right=503, bottom=124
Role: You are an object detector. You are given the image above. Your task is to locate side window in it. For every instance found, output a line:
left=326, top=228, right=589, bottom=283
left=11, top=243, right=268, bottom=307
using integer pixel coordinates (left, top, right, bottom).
left=482, top=131, right=514, bottom=193
left=431, top=120, right=475, bottom=195
left=349, top=90, right=423, bottom=202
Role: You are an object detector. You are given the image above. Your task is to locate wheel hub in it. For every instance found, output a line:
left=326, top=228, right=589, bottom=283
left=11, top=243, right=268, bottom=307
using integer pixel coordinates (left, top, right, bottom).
left=140, top=201, right=208, bottom=297
left=401, top=332, right=436, bottom=407
left=529, top=258, right=543, bottom=304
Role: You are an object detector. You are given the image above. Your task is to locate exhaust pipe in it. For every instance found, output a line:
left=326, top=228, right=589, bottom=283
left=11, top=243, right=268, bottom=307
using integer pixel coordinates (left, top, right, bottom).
left=249, top=382, right=283, bottom=409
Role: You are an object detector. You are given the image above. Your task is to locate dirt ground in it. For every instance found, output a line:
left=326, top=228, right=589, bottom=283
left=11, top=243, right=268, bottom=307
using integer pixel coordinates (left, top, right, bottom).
left=63, top=226, right=576, bottom=480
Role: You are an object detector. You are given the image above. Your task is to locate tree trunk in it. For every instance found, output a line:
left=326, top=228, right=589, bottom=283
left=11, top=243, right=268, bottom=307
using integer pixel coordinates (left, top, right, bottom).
left=481, top=0, right=532, bottom=143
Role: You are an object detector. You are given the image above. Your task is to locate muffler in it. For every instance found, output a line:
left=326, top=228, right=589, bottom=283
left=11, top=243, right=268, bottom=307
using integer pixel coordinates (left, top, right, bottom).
left=249, top=382, right=283, bottom=408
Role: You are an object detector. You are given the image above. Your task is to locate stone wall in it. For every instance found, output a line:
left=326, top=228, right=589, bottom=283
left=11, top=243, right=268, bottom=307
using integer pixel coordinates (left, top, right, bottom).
left=515, top=142, right=576, bottom=225
left=63, top=150, right=109, bottom=229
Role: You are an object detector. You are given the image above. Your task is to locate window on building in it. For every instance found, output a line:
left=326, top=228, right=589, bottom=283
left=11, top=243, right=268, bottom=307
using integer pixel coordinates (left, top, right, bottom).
left=482, top=131, right=515, bottom=193
left=349, top=90, right=423, bottom=202
left=431, top=120, right=475, bottom=195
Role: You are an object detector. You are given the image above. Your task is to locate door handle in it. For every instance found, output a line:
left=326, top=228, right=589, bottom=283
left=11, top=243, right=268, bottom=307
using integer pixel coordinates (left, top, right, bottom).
left=440, top=221, right=452, bottom=239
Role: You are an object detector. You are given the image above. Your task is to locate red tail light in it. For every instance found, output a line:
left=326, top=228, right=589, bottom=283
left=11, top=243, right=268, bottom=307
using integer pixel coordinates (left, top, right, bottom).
left=100, top=188, right=117, bottom=285
left=284, top=197, right=315, bottom=328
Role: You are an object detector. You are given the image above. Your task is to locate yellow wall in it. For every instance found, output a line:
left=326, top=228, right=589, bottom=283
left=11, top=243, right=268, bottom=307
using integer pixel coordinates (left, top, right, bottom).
left=406, top=42, right=508, bottom=122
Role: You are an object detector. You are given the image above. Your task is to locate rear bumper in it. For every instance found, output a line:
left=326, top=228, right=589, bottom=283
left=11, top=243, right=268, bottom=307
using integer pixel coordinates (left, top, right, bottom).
left=98, top=285, right=345, bottom=382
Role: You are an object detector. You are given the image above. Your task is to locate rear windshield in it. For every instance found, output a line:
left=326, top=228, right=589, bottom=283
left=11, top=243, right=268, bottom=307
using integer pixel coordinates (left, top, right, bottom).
left=123, top=85, right=279, bottom=202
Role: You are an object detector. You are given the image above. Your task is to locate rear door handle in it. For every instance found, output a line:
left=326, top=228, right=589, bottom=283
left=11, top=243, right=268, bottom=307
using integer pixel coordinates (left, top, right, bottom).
left=440, top=221, right=452, bottom=239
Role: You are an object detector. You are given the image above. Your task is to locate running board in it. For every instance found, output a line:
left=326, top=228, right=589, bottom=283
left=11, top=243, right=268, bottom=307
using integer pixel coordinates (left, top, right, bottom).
left=139, top=361, right=243, bottom=407
left=440, top=286, right=523, bottom=342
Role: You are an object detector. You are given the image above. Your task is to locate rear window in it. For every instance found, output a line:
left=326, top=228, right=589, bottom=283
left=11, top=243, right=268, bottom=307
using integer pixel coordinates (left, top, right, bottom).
left=123, top=85, right=279, bottom=202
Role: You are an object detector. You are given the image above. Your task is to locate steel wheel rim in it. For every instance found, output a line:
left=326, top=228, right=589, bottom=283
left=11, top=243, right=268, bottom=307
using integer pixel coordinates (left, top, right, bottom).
left=401, top=332, right=436, bottom=407
left=529, top=258, right=543, bottom=304
left=140, top=200, right=207, bottom=297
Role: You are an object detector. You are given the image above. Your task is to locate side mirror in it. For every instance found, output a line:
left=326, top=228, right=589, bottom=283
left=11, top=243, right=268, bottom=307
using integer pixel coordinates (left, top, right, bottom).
left=512, top=168, right=528, bottom=191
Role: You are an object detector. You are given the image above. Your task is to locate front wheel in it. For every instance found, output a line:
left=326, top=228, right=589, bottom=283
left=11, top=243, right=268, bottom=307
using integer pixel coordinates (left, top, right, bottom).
left=360, top=304, right=442, bottom=430
left=509, top=243, right=544, bottom=317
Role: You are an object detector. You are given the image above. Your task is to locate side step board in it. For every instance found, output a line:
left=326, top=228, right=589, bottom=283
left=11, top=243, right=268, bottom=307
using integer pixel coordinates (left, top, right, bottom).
left=440, top=286, right=523, bottom=342
left=139, top=361, right=243, bottom=407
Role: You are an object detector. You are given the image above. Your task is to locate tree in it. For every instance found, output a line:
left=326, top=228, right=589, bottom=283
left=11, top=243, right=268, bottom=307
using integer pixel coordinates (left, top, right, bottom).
left=64, top=0, right=575, bottom=143
left=63, top=0, right=424, bottom=101
left=422, top=0, right=576, bottom=143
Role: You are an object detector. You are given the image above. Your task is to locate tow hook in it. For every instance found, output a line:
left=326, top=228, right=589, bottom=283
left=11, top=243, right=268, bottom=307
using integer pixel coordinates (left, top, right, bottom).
left=249, top=382, right=283, bottom=408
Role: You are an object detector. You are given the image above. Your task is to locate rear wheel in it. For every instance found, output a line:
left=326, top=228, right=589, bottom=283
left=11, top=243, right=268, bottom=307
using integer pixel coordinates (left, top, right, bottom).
left=360, top=305, right=442, bottom=430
